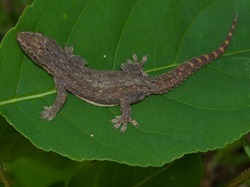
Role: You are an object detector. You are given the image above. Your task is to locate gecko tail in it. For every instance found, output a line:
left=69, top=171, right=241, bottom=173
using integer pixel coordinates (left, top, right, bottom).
left=150, top=14, right=237, bottom=94
left=189, top=14, right=237, bottom=66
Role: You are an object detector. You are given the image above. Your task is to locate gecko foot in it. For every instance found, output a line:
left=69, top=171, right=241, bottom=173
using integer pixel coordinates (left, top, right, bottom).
left=126, top=53, right=148, bottom=65
left=111, top=116, right=139, bottom=133
left=41, top=106, right=56, bottom=121
left=122, top=53, right=148, bottom=76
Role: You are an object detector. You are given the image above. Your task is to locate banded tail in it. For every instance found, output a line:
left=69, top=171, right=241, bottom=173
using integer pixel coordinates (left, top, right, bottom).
left=151, top=14, right=237, bottom=94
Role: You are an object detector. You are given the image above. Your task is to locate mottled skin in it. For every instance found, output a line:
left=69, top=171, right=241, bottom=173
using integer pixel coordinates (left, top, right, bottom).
left=16, top=15, right=237, bottom=132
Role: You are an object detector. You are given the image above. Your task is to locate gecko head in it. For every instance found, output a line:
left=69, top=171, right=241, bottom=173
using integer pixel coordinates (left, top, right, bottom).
left=17, top=32, right=63, bottom=58
left=16, top=32, right=51, bottom=67
left=17, top=32, right=43, bottom=51
left=16, top=32, right=64, bottom=74
left=17, top=32, right=51, bottom=57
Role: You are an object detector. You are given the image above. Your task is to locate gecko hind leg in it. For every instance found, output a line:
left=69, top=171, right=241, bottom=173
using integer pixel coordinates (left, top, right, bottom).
left=41, top=77, right=67, bottom=120
left=121, top=53, right=148, bottom=76
left=111, top=99, right=139, bottom=133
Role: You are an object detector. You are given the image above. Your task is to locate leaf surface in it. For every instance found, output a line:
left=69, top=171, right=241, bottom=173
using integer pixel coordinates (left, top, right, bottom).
left=0, top=0, right=250, bottom=166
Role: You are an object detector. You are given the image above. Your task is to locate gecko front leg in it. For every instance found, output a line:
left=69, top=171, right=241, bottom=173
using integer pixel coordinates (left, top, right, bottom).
left=41, top=77, right=67, bottom=120
left=111, top=98, right=139, bottom=133
left=65, top=46, right=87, bottom=66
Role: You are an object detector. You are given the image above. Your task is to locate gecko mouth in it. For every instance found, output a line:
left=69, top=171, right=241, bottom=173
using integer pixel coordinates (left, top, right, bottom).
left=16, top=32, right=37, bottom=51
left=16, top=32, right=27, bottom=48
left=17, top=32, right=50, bottom=57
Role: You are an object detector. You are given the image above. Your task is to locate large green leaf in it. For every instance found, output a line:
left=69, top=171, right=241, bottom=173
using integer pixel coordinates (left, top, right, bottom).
left=0, top=122, right=82, bottom=187
left=0, top=0, right=249, bottom=166
left=0, top=117, right=203, bottom=187
left=68, top=154, right=203, bottom=187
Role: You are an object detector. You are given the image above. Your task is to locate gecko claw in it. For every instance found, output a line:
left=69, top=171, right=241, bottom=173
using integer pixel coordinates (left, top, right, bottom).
left=131, top=53, right=148, bottom=65
left=64, top=46, right=74, bottom=54
left=111, top=116, right=139, bottom=133
left=120, top=123, right=128, bottom=133
left=41, top=106, right=54, bottom=121
left=126, top=59, right=133, bottom=64
left=132, top=53, right=138, bottom=62
left=141, top=55, right=148, bottom=64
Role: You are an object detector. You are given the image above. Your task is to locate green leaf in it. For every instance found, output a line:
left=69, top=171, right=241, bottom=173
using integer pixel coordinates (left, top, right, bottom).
left=0, top=0, right=250, bottom=166
left=0, top=119, right=82, bottom=187
left=0, top=117, right=202, bottom=187
left=69, top=154, right=203, bottom=187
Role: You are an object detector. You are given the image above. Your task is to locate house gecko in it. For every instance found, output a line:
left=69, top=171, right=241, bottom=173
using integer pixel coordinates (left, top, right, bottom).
left=16, top=15, right=237, bottom=132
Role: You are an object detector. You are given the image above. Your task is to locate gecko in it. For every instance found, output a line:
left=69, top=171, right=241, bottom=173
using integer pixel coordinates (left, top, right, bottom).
left=16, top=15, right=237, bottom=132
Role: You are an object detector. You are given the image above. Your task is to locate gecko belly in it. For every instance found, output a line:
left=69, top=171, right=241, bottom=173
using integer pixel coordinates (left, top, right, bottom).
left=76, top=95, right=118, bottom=107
